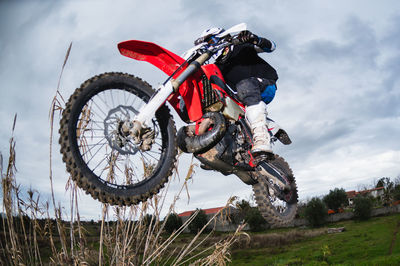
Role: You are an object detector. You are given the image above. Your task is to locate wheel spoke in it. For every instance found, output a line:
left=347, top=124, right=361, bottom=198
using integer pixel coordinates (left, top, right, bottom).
left=110, top=89, right=115, bottom=108
left=85, top=141, right=108, bottom=165
left=99, top=91, right=113, bottom=111
left=143, top=151, right=160, bottom=161
left=93, top=153, right=111, bottom=175
left=79, top=137, right=107, bottom=156
left=89, top=99, right=108, bottom=118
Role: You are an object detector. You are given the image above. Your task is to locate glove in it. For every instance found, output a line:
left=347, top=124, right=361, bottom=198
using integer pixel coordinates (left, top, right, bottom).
left=238, top=30, right=259, bottom=44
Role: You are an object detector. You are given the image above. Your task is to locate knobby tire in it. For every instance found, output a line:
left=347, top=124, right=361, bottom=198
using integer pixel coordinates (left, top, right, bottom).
left=59, top=72, right=177, bottom=206
left=253, top=155, right=298, bottom=227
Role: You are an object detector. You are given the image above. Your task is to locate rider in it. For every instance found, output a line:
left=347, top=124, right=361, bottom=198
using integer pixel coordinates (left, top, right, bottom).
left=196, top=27, right=290, bottom=157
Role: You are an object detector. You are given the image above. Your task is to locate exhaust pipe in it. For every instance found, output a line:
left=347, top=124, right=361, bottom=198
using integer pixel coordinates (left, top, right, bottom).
left=177, top=112, right=226, bottom=154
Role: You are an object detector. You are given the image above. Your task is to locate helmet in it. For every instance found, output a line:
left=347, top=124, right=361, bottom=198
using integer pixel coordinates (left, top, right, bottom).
left=194, top=27, right=224, bottom=45
left=200, top=27, right=224, bottom=38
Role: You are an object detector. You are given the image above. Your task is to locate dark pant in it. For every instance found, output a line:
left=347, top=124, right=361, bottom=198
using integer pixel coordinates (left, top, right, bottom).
left=236, top=77, right=277, bottom=106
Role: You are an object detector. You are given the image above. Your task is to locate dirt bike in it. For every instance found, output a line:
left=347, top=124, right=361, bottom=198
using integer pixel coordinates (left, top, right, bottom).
left=59, top=23, right=298, bottom=226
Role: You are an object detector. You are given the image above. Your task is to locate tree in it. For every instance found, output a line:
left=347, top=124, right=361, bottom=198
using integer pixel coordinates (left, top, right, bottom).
left=234, top=199, right=252, bottom=224
left=245, top=207, right=267, bottom=232
left=304, top=197, right=328, bottom=227
left=376, top=177, right=393, bottom=189
left=353, top=195, right=373, bottom=220
left=235, top=199, right=267, bottom=231
left=393, top=184, right=400, bottom=201
left=188, top=209, right=208, bottom=234
left=164, top=213, right=183, bottom=234
left=376, top=177, right=395, bottom=206
left=143, top=214, right=156, bottom=228
left=323, top=188, right=348, bottom=212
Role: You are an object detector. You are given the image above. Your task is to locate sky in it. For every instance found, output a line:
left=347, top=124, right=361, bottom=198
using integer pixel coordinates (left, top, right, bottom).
left=1, top=0, right=400, bottom=220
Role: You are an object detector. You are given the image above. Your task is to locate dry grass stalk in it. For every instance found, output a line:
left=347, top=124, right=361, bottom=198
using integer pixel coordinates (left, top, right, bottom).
left=1, top=114, right=23, bottom=265
left=172, top=197, right=239, bottom=265
left=44, top=202, right=58, bottom=262
left=48, top=42, right=72, bottom=264
left=68, top=181, right=88, bottom=263
left=26, top=189, right=44, bottom=265
left=188, top=224, right=249, bottom=266
left=99, top=203, right=109, bottom=265
left=1, top=115, right=52, bottom=265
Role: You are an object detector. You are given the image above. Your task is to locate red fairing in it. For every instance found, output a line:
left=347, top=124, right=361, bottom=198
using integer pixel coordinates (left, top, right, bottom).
left=118, top=40, right=184, bottom=76
left=118, top=40, right=204, bottom=122
left=201, top=64, right=223, bottom=80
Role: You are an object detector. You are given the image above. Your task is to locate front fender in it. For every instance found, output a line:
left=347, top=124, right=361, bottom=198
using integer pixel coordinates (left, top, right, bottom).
left=118, top=40, right=204, bottom=122
left=118, top=40, right=185, bottom=76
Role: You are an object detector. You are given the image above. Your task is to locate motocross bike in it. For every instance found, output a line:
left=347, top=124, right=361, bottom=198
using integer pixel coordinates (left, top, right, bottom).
left=59, top=23, right=298, bottom=226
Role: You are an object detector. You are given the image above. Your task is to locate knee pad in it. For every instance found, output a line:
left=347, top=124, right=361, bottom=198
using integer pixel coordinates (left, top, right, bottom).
left=261, top=84, right=276, bottom=104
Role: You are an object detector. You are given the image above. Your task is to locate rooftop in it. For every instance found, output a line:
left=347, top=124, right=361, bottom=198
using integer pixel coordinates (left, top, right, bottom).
left=178, top=207, right=227, bottom=217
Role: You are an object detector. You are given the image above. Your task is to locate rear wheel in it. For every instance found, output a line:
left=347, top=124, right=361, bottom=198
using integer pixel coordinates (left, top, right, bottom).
left=59, top=72, right=177, bottom=206
left=252, top=155, right=298, bottom=227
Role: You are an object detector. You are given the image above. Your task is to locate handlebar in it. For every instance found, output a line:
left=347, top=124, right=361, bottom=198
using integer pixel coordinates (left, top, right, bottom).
left=206, top=35, right=240, bottom=54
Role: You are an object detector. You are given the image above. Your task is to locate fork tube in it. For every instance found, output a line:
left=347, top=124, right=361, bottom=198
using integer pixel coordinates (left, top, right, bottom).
left=134, top=81, right=174, bottom=126
left=171, top=52, right=211, bottom=89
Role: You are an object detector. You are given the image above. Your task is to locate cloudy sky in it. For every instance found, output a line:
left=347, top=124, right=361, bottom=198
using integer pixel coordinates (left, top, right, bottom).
left=1, top=0, right=400, bottom=220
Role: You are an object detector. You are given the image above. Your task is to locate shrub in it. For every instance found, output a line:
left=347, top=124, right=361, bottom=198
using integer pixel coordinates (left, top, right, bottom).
left=353, top=195, right=373, bottom=220
left=393, top=184, right=400, bottom=201
left=245, top=207, right=267, bottom=232
left=164, top=213, right=183, bottom=234
left=188, top=209, right=208, bottom=234
left=234, top=199, right=267, bottom=231
left=323, top=188, right=348, bottom=212
left=304, top=197, right=327, bottom=227
left=295, top=202, right=307, bottom=219
left=233, top=199, right=251, bottom=224
left=143, top=214, right=156, bottom=228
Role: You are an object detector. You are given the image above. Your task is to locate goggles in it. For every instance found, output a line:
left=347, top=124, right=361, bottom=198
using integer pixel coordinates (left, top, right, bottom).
left=207, top=36, right=220, bottom=45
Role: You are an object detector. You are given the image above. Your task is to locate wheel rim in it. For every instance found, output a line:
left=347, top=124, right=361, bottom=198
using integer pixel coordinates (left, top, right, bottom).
left=264, top=170, right=295, bottom=217
left=74, top=87, right=165, bottom=188
left=256, top=160, right=297, bottom=219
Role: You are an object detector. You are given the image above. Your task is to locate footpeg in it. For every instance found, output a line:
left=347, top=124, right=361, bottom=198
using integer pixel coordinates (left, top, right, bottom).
left=275, top=129, right=292, bottom=145
left=253, top=152, right=275, bottom=165
left=200, top=163, right=214, bottom=171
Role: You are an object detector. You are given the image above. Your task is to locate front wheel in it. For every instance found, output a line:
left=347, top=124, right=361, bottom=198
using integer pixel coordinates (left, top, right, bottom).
left=252, top=155, right=298, bottom=227
left=59, top=72, right=177, bottom=206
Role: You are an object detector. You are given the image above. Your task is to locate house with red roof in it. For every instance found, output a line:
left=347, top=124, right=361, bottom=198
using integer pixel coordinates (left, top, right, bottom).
left=178, top=207, right=226, bottom=218
left=178, top=206, right=240, bottom=232
left=346, top=187, right=384, bottom=205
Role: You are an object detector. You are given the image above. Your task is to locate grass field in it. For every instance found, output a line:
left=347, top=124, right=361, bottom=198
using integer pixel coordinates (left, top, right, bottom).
left=230, top=214, right=400, bottom=265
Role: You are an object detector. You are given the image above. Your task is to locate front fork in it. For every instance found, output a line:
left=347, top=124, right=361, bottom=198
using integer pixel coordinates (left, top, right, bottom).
left=122, top=52, right=212, bottom=147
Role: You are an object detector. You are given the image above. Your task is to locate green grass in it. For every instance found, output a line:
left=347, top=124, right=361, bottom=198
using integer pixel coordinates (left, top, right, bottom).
left=230, top=214, right=400, bottom=265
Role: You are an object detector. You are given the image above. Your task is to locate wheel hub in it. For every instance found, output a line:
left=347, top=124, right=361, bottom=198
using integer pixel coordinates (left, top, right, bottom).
left=104, top=105, right=138, bottom=155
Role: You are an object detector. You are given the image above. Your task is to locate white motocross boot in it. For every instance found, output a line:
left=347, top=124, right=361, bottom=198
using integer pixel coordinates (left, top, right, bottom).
left=245, top=102, right=274, bottom=157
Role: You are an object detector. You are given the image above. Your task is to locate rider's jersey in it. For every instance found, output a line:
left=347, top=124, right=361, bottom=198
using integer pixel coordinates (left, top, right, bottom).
left=215, top=39, right=278, bottom=90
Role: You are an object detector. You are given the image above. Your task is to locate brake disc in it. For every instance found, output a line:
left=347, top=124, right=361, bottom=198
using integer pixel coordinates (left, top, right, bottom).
left=104, top=105, right=138, bottom=155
